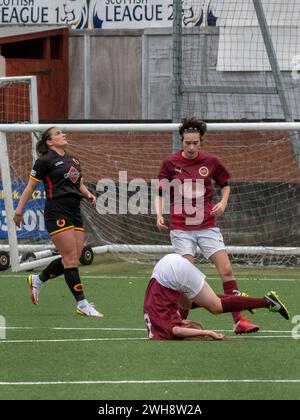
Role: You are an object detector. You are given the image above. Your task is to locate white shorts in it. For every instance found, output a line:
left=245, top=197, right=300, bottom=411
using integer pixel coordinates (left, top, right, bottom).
left=152, top=254, right=206, bottom=300
left=170, top=227, right=226, bottom=260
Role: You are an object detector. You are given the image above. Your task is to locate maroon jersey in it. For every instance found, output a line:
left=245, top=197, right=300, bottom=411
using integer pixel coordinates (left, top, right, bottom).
left=144, top=277, right=183, bottom=340
left=158, top=151, right=230, bottom=230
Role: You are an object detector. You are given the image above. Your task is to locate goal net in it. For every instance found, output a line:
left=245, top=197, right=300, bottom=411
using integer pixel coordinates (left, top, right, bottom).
left=66, top=124, right=300, bottom=267
left=175, top=0, right=300, bottom=121
left=1, top=122, right=300, bottom=271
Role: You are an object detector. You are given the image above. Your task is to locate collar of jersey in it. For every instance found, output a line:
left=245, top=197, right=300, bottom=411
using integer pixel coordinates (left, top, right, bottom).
left=180, top=150, right=200, bottom=161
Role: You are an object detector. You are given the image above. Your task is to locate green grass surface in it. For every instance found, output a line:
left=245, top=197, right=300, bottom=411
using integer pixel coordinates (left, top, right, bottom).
left=0, top=254, right=300, bottom=400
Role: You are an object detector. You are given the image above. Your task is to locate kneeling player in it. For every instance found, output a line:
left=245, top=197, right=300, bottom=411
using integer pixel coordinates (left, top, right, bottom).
left=143, top=254, right=290, bottom=340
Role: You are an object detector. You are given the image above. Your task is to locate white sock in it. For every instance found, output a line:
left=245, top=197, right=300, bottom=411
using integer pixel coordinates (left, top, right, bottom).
left=77, top=299, right=88, bottom=308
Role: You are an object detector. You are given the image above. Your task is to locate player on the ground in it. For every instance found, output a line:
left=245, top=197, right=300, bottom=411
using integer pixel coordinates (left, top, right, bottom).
left=14, top=127, right=102, bottom=317
left=144, top=254, right=290, bottom=340
left=156, top=116, right=259, bottom=334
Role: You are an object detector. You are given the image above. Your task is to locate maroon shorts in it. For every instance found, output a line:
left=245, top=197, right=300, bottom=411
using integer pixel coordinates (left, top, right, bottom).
left=143, top=278, right=182, bottom=340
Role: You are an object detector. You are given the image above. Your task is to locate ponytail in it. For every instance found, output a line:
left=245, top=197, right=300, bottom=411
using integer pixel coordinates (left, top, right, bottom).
left=36, top=127, right=55, bottom=156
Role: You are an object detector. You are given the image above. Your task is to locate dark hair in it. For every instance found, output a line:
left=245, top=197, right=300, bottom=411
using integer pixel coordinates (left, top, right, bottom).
left=36, top=126, right=55, bottom=156
left=179, top=117, right=207, bottom=139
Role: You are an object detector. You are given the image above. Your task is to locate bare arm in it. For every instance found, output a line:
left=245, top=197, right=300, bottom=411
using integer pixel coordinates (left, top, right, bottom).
left=173, top=325, right=224, bottom=340
left=80, top=179, right=96, bottom=205
left=13, top=179, right=39, bottom=227
left=155, top=195, right=168, bottom=231
left=210, top=185, right=230, bottom=217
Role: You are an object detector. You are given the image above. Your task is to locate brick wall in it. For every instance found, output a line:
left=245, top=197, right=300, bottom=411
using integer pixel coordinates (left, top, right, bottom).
left=3, top=130, right=300, bottom=183
left=66, top=130, right=300, bottom=182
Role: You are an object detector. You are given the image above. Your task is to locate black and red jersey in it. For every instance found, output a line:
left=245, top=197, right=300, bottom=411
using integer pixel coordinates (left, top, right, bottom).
left=158, top=151, right=230, bottom=230
left=29, top=150, right=83, bottom=200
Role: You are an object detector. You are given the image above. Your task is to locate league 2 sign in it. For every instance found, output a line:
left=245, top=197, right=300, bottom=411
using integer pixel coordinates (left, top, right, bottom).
left=0, top=0, right=218, bottom=29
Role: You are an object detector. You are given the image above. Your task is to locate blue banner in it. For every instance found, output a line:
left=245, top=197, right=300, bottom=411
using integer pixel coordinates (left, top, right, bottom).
left=0, top=182, right=49, bottom=240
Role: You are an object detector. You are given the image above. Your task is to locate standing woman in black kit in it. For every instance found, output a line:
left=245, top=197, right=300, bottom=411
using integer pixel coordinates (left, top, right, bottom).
left=13, top=127, right=103, bottom=317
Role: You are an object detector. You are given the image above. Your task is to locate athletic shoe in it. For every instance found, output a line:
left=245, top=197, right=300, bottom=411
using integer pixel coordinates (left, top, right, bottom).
left=265, top=291, right=290, bottom=320
left=27, top=275, right=43, bottom=305
left=76, top=302, right=103, bottom=317
left=234, top=291, right=256, bottom=314
left=234, top=316, right=260, bottom=334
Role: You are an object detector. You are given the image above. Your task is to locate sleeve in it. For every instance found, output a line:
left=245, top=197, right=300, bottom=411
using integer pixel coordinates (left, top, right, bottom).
left=157, top=158, right=173, bottom=191
left=29, top=158, right=48, bottom=182
left=78, top=159, right=83, bottom=182
left=212, top=157, right=230, bottom=186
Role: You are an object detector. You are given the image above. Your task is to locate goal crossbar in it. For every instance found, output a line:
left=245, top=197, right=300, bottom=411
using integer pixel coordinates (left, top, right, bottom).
left=2, top=122, right=300, bottom=133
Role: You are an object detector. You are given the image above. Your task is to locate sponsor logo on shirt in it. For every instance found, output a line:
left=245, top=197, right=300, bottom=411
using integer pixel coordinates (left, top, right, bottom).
left=55, top=161, right=64, bottom=166
left=64, top=166, right=80, bottom=184
left=174, top=167, right=183, bottom=174
left=199, top=166, right=209, bottom=177
left=30, top=169, right=37, bottom=177
left=72, top=158, right=80, bottom=165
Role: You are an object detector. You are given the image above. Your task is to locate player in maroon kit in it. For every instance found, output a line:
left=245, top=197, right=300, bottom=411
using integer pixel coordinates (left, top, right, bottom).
left=155, top=117, right=259, bottom=334
left=143, top=254, right=290, bottom=340
left=14, top=127, right=102, bottom=317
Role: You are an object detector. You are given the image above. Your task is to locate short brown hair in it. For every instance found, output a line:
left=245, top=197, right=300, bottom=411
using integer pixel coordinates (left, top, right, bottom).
left=179, top=117, right=207, bottom=138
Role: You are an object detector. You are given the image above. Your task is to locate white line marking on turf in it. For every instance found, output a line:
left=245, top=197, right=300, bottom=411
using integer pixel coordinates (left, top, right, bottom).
left=0, top=326, right=294, bottom=333
left=2, top=327, right=146, bottom=331
left=84, top=276, right=299, bottom=282
left=0, top=337, right=148, bottom=344
left=0, top=379, right=300, bottom=386
left=1, top=274, right=299, bottom=282
left=0, top=335, right=293, bottom=344
left=231, top=335, right=291, bottom=339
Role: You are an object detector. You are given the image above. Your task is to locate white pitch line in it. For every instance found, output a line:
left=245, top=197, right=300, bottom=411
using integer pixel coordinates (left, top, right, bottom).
left=0, top=379, right=300, bottom=386
left=0, top=274, right=299, bottom=282
left=1, top=327, right=146, bottom=331
left=0, top=326, right=294, bottom=333
left=0, top=337, right=148, bottom=344
left=83, top=276, right=299, bottom=282
left=231, top=335, right=291, bottom=339
left=53, top=327, right=146, bottom=331
left=0, top=335, right=294, bottom=344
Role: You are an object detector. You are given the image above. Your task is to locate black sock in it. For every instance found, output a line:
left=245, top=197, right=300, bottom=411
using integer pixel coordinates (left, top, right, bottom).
left=64, top=267, right=85, bottom=302
left=39, top=258, right=64, bottom=282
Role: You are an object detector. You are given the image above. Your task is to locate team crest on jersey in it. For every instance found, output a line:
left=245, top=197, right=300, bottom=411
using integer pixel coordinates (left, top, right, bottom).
left=56, top=219, right=66, bottom=228
left=199, top=166, right=209, bottom=177
left=72, top=158, right=80, bottom=165
left=64, top=166, right=80, bottom=184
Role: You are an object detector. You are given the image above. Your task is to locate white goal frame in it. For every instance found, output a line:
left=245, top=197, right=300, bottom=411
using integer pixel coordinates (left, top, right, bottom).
left=0, top=76, right=39, bottom=271
left=1, top=121, right=300, bottom=272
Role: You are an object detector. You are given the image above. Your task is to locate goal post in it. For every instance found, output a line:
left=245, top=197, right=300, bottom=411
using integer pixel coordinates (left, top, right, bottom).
left=1, top=121, right=300, bottom=271
left=0, top=76, right=39, bottom=271
left=0, top=131, right=19, bottom=271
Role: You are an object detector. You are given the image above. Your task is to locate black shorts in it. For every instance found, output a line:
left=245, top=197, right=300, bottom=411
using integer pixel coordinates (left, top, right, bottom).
left=44, top=196, right=84, bottom=236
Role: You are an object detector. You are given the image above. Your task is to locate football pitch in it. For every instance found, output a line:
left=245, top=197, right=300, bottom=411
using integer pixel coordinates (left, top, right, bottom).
left=0, top=254, right=299, bottom=400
